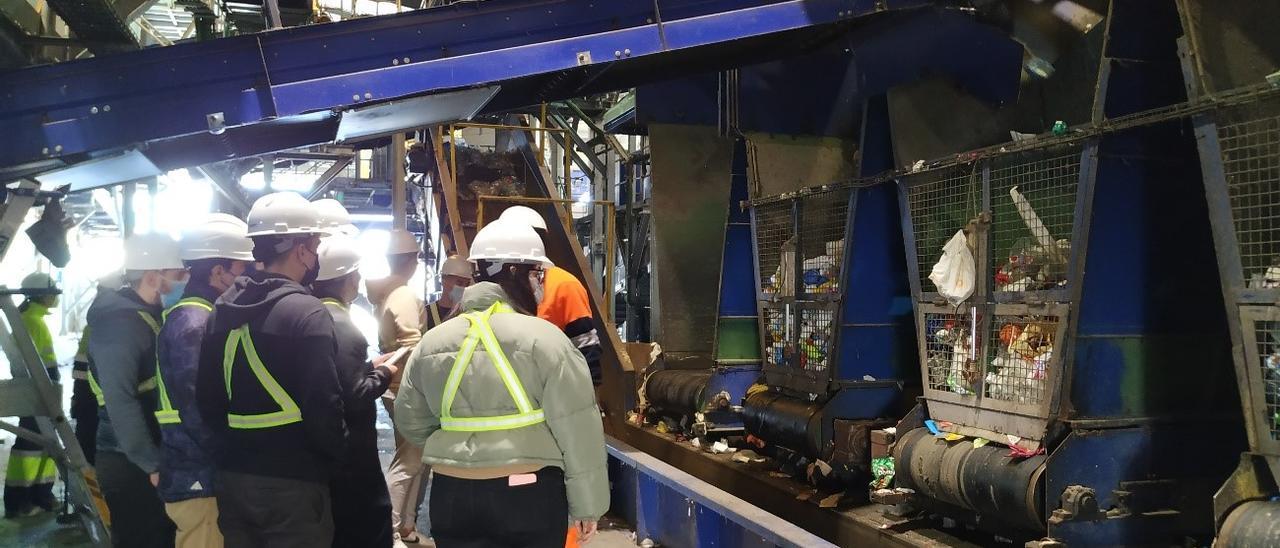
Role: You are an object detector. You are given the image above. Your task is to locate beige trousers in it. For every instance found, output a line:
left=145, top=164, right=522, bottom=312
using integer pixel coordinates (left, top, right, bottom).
left=383, top=395, right=430, bottom=535
left=164, top=497, right=223, bottom=548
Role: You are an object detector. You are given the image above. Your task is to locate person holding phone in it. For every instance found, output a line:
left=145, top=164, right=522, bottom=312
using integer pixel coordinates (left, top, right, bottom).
left=313, top=235, right=402, bottom=548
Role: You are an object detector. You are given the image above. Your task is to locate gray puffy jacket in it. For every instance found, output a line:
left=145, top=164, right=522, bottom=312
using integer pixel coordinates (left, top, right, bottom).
left=394, top=282, right=608, bottom=520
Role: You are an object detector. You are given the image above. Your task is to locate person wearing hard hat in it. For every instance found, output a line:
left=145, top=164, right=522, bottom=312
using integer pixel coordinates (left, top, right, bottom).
left=3, top=272, right=62, bottom=518
left=194, top=192, right=347, bottom=546
left=88, top=232, right=187, bottom=547
left=314, top=198, right=360, bottom=238
left=154, top=214, right=255, bottom=548
left=312, top=236, right=400, bottom=548
left=394, top=220, right=607, bottom=548
left=427, top=255, right=474, bottom=331
left=368, top=228, right=429, bottom=546
left=498, top=206, right=603, bottom=387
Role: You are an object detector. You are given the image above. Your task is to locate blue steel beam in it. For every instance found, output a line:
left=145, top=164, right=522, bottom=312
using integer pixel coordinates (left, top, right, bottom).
left=0, top=0, right=934, bottom=176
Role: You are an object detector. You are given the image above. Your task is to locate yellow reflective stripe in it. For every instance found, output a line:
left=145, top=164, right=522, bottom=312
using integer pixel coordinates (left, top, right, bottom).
left=163, top=297, right=212, bottom=321
left=222, top=325, right=303, bottom=429
left=136, top=310, right=161, bottom=335
left=5, top=451, right=58, bottom=485
left=473, top=318, right=535, bottom=413
left=439, top=329, right=483, bottom=422
left=155, top=298, right=213, bottom=426
left=439, top=301, right=543, bottom=432
left=439, top=410, right=546, bottom=431
left=321, top=298, right=346, bottom=310
left=87, top=370, right=105, bottom=406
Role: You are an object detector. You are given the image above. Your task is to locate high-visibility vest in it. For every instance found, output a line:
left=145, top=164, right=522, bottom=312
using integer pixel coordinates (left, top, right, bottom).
left=154, top=297, right=213, bottom=425
left=222, top=324, right=302, bottom=429
left=439, top=301, right=545, bottom=432
left=87, top=310, right=161, bottom=407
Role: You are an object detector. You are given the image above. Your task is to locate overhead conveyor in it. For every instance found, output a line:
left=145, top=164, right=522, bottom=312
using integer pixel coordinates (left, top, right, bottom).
left=0, top=0, right=937, bottom=186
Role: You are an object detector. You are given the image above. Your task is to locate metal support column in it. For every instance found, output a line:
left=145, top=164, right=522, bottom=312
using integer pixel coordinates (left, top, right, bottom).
left=391, top=133, right=407, bottom=230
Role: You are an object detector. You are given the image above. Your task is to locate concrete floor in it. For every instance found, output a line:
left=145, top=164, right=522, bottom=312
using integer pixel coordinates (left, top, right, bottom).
left=1, top=344, right=637, bottom=548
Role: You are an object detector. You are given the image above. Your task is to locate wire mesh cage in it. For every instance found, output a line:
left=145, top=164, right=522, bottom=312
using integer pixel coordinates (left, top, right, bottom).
left=754, top=201, right=796, bottom=298
left=988, top=144, right=1083, bottom=296
left=983, top=314, right=1060, bottom=407
left=761, top=305, right=794, bottom=370
left=903, top=163, right=984, bottom=295
left=798, top=190, right=850, bottom=299
left=1252, top=318, right=1280, bottom=442
left=798, top=306, right=836, bottom=374
left=1215, top=97, right=1280, bottom=289
left=921, top=307, right=984, bottom=398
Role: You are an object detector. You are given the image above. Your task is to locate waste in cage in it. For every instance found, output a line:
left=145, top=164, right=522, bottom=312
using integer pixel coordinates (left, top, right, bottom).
left=1256, top=320, right=1280, bottom=440
left=985, top=315, right=1058, bottom=406
left=925, top=309, right=982, bottom=396
left=1217, top=99, right=1280, bottom=288
left=905, top=164, right=982, bottom=292
left=799, top=191, right=848, bottom=297
left=799, top=308, right=834, bottom=372
left=764, top=306, right=794, bottom=369
left=989, top=148, right=1080, bottom=293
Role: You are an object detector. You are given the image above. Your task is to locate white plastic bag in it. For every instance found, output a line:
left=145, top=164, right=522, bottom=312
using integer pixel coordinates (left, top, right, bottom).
left=929, top=230, right=976, bottom=307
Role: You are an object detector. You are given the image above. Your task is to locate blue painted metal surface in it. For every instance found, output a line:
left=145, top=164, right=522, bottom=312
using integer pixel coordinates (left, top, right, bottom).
left=0, top=0, right=936, bottom=177
left=607, top=435, right=837, bottom=548
left=634, top=8, right=1023, bottom=136
left=719, top=139, right=758, bottom=318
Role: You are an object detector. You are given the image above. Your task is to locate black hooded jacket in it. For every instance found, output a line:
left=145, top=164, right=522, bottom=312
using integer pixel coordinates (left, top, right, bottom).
left=195, top=270, right=347, bottom=483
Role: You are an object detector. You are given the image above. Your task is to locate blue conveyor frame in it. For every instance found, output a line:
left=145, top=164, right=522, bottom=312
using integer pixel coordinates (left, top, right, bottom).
left=0, top=0, right=933, bottom=182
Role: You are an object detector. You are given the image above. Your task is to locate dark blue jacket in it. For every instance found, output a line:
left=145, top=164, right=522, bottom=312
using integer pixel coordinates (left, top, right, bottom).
left=196, top=271, right=347, bottom=483
left=155, top=283, right=222, bottom=503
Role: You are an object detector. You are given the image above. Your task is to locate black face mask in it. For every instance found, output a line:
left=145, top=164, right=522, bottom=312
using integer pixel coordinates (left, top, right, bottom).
left=300, top=246, right=320, bottom=287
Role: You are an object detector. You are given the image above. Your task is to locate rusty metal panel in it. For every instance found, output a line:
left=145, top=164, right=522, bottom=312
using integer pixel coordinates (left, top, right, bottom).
left=743, top=132, right=856, bottom=199
left=649, top=124, right=735, bottom=367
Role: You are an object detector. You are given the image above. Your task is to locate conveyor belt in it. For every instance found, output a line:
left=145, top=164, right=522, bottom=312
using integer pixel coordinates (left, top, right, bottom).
left=0, top=0, right=939, bottom=181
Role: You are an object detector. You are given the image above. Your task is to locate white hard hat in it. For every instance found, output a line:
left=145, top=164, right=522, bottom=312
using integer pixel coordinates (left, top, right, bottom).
left=469, top=220, right=552, bottom=268
left=498, top=205, right=548, bottom=231
left=180, top=213, right=255, bottom=262
left=441, top=255, right=473, bottom=278
left=313, top=198, right=358, bottom=236
left=246, top=192, right=324, bottom=237
left=316, top=235, right=362, bottom=282
left=124, top=232, right=184, bottom=271
left=20, top=272, right=56, bottom=290
left=386, top=229, right=419, bottom=256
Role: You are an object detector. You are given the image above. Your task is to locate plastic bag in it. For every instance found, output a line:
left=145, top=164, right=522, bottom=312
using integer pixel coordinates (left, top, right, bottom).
left=929, top=230, right=976, bottom=307
left=870, top=457, right=895, bottom=489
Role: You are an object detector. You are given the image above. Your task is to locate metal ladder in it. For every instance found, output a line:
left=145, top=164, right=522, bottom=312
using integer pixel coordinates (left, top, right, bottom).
left=0, top=180, right=110, bottom=546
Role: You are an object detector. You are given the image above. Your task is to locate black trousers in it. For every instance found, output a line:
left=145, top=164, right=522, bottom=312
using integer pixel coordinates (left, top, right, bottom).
left=430, top=467, right=568, bottom=548
left=330, top=457, right=393, bottom=548
left=216, top=470, right=333, bottom=548
left=96, top=451, right=175, bottom=548
left=71, top=399, right=99, bottom=465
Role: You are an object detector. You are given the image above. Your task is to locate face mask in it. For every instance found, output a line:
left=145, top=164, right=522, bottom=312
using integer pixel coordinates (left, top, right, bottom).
left=529, top=272, right=545, bottom=305
left=300, top=246, right=320, bottom=287
left=161, top=279, right=187, bottom=308
left=446, top=284, right=465, bottom=304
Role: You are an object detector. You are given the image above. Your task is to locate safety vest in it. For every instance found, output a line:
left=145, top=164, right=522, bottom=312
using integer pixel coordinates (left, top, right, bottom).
left=154, top=297, right=213, bottom=425
left=440, top=301, right=545, bottom=432
left=222, top=324, right=302, bottom=429
left=87, top=310, right=161, bottom=407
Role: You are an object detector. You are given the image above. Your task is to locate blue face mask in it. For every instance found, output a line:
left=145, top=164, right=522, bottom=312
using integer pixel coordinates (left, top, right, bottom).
left=161, top=280, right=187, bottom=308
